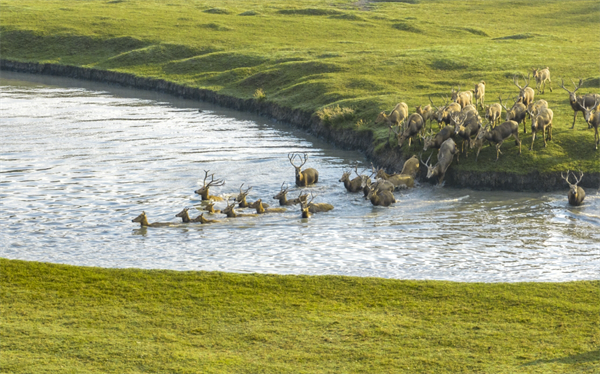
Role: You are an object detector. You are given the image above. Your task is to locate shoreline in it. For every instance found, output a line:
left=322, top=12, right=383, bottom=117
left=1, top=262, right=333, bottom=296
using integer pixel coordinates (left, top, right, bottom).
left=3, top=58, right=599, bottom=191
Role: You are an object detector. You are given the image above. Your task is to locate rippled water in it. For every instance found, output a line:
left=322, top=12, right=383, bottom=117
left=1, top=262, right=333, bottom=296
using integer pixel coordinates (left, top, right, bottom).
left=1, top=71, right=599, bottom=282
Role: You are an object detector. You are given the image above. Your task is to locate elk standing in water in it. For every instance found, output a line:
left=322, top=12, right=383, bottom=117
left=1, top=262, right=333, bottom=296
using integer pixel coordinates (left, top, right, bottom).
left=561, top=170, right=586, bottom=206
left=132, top=212, right=175, bottom=227
left=250, top=199, right=287, bottom=214
left=289, top=153, right=319, bottom=187
left=366, top=185, right=396, bottom=207
left=273, top=182, right=307, bottom=206
left=420, top=138, right=457, bottom=185
left=579, top=98, right=600, bottom=150
left=222, top=199, right=259, bottom=218
left=471, top=120, right=521, bottom=162
left=340, top=165, right=367, bottom=193
left=195, top=170, right=225, bottom=201
left=559, top=78, right=600, bottom=130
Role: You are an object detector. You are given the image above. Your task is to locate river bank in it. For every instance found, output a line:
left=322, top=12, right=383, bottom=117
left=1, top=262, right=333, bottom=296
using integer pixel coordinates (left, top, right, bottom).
left=3, top=59, right=598, bottom=191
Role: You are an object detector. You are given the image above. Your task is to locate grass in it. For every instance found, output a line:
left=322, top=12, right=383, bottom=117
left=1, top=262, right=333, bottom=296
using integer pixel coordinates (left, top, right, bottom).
left=1, top=258, right=598, bottom=373
left=0, top=0, right=599, bottom=175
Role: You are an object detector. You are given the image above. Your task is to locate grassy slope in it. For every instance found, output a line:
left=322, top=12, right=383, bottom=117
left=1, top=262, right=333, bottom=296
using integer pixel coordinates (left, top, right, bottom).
left=1, top=259, right=598, bottom=373
left=0, top=0, right=599, bottom=174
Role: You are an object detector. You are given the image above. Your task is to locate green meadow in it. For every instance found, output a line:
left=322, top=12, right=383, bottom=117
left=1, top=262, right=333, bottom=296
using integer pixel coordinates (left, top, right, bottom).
left=1, top=259, right=599, bottom=373
left=1, top=0, right=599, bottom=173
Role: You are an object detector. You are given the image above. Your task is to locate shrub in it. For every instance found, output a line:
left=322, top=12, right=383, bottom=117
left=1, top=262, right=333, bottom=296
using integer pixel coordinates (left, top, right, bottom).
left=253, top=88, right=266, bottom=101
left=316, top=105, right=355, bottom=126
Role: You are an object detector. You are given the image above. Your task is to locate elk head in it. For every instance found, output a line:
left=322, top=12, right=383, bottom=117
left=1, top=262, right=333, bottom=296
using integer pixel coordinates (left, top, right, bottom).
left=273, top=182, right=290, bottom=200
left=559, top=78, right=583, bottom=103
left=195, top=170, right=225, bottom=199
left=451, top=112, right=468, bottom=134
left=222, top=199, right=237, bottom=217
left=579, top=98, right=599, bottom=123
left=234, top=183, right=253, bottom=207
left=513, top=74, right=530, bottom=99
left=562, top=170, right=583, bottom=196
left=300, top=193, right=315, bottom=218
left=419, top=153, right=437, bottom=179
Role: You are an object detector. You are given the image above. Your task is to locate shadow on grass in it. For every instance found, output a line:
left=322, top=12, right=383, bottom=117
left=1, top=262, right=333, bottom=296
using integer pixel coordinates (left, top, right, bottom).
left=523, top=349, right=600, bottom=367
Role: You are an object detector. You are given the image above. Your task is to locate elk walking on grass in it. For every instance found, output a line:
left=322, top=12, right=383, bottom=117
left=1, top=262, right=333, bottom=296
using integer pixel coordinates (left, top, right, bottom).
left=528, top=107, right=554, bottom=150
left=392, top=113, right=425, bottom=148
left=377, top=102, right=409, bottom=138
left=423, top=126, right=455, bottom=154
left=532, top=67, right=552, bottom=94
left=452, top=111, right=481, bottom=162
left=473, top=81, right=486, bottom=110
left=484, top=103, right=503, bottom=128
left=451, top=85, right=473, bottom=109
left=579, top=98, right=600, bottom=150
left=499, top=95, right=528, bottom=134
left=471, top=121, right=521, bottom=162
left=513, top=74, right=535, bottom=107
left=560, top=78, right=600, bottom=129
left=561, top=170, right=586, bottom=206
left=288, top=153, right=319, bottom=187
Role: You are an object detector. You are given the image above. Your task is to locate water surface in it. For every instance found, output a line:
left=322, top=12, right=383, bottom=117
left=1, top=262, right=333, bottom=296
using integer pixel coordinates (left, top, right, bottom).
left=1, top=71, right=599, bottom=282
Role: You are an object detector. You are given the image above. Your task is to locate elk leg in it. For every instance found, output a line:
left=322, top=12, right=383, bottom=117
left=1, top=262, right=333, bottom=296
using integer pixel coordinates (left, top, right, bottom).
left=530, top=132, right=536, bottom=151
left=514, top=133, right=521, bottom=155
left=543, top=127, right=547, bottom=147
left=571, top=111, right=578, bottom=129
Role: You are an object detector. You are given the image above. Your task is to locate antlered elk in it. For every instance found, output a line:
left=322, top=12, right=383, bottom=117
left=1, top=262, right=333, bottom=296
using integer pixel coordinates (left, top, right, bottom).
left=499, top=95, right=528, bottom=134
left=366, top=185, right=396, bottom=207
left=416, top=104, right=435, bottom=130
left=288, top=153, right=319, bottom=186
left=579, top=98, right=600, bottom=150
left=513, top=74, right=535, bottom=107
left=420, top=138, right=457, bottom=185
left=195, top=170, right=225, bottom=201
left=176, top=207, right=202, bottom=223
left=561, top=170, right=586, bottom=206
left=423, top=125, right=455, bottom=153
left=473, top=81, right=486, bottom=110
left=250, top=199, right=287, bottom=214
left=273, top=182, right=307, bottom=206
left=222, top=199, right=259, bottom=218
left=452, top=111, right=481, bottom=161
left=375, top=168, right=414, bottom=189
left=560, top=78, right=600, bottom=129
left=431, top=96, right=461, bottom=127
left=528, top=107, right=554, bottom=150
left=376, top=102, right=408, bottom=138
left=300, top=193, right=334, bottom=218
left=340, top=165, right=367, bottom=193
left=132, top=211, right=174, bottom=228
left=204, top=202, right=221, bottom=214
left=400, top=155, right=420, bottom=179
left=471, top=121, right=521, bottom=162
left=234, top=184, right=269, bottom=208
left=532, top=67, right=552, bottom=94
left=451, top=85, right=473, bottom=109
left=392, top=113, right=425, bottom=148
left=484, top=103, right=502, bottom=128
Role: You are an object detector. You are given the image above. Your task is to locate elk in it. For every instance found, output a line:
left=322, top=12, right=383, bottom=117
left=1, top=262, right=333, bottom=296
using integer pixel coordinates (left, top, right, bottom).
left=300, top=193, right=334, bottom=217
left=452, top=111, right=481, bottom=162
left=195, top=170, right=225, bottom=201
left=273, top=182, right=307, bottom=206
left=561, top=170, right=586, bottom=206
left=377, top=102, right=409, bottom=137
left=222, top=199, right=259, bottom=218
left=422, top=125, right=455, bottom=153
left=400, top=155, right=420, bottom=179
left=196, top=213, right=221, bottom=224
left=176, top=207, right=202, bottom=223
left=249, top=199, right=287, bottom=214
left=364, top=177, right=394, bottom=198
left=528, top=107, right=554, bottom=150
left=375, top=168, right=414, bottom=189
left=532, top=67, right=552, bottom=94
left=451, top=85, right=473, bottom=109
left=204, top=202, right=221, bottom=214
left=340, top=165, right=368, bottom=193
left=366, top=185, right=396, bottom=207
left=288, top=153, right=319, bottom=186
left=132, top=212, right=174, bottom=228
left=431, top=96, right=461, bottom=127
left=392, top=113, right=425, bottom=148
left=416, top=104, right=435, bottom=130
left=579, top=98, right=600, bottom=150
left=420, top=138, right=457, bottom=185
left=513, top=74, right=535, bottom=107
left=473, top=81, right=486, bottom=110
left=484, top=103, right=502, bottom=128
left=234, top=184, right=268, bottom=208
left=560, top=78, right=600, bottom=129
left=499, top=95, right=528, bottom=134
left=471, top=120, right=521, bottom=162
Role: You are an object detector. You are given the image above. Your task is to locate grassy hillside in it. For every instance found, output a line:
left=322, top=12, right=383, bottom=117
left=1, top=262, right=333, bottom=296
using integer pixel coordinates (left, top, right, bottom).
left=1, top=259, right=598, bottom=373
left=1, top=0, right=599, bottom=173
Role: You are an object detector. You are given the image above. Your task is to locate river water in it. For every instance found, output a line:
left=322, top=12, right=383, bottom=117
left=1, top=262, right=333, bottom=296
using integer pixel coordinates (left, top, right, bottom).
left=1, top=71, right=598, bottom=282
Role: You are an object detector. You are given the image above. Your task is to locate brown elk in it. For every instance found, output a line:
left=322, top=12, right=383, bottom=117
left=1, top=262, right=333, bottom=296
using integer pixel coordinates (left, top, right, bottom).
left=288, top=153, right=319, bottom=186
left=204, top=202, right=221, bottom=214
left=222, top=199, right=259, bottom=218
left=392, top=113, right=425, bottom=148
left=471, top=120, right=521, bottom=162
left=473, top=81, right=486, bottom=110
left=532, top=67, right=552, bottom=94
left=560, top=78, right=600, bottom=129
left=234, top=183, right=268, bottom=208
left=484, top=103, right=502, bottom=128
left=249, top=199, right=287, bottom=214
left=579, top=98, right=600, bottom=150
left=561, top=170, right=586, bottom=206
left=300, top=193, right=334, bottom=218
left=451, top=85, right=473, bottom=109
left=499, top=95, right=528, bottom=134
left=366, top=185, right=396, bottom=207
left=416, top=104, right=435, bottom=130
left=176, top=207, right=202, bottom=223
left=273, top=182, right=307, bottom=206
left=377, top=102, right=409, bottom=138
left=452, top=111, right=481, bottom=162
left=132, top=212, right=174, bottom=227
left=513, top=74, right=535, bottom=107
left=420, top=138, right=457, bottom=185
left=422, top=125, right=455, bottom=153
left=196, top=213, right=221, bottom=224
left=375, top=168, right=414, bottom=189
left=430, top=96, right=461, bottom=127
left=195, top=170, right=225, bottom=201
left=364, top=176, right=395, bottom=198
left=340, top=165, right=368, bottom=193
left=528, top=107, right=554, bottom=150
left=400, top=155, right=420, bottom=179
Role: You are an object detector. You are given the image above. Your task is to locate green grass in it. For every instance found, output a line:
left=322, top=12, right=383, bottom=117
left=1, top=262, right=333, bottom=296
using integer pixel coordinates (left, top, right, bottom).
left=1, top=259, right=598, bottom=373
left=0, top=0, right=599, bottom=174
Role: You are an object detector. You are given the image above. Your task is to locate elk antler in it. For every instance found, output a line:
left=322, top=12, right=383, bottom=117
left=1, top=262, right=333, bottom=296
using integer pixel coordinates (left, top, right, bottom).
left=570, top=78, right=583, bottom=92
left=419, top=152, right=432, bottom=168
left=561, top=170, right=573, bottom=187
left=429, top=95, right=439, bottom=110
left=512, top=75, right=523, bottom=90
left=498, top=95, right=509, bottom=111
left=288, top=153, right=308, bottom=168
left=573, top=170, right=584, bottom=185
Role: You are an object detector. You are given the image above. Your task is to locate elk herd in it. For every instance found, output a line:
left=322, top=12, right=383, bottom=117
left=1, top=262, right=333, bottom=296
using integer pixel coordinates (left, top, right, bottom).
left=133, top=69, right=596, bottom=226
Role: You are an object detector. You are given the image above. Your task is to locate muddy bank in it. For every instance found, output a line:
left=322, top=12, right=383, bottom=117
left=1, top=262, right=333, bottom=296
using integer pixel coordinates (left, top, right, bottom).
left=2, top=59, right=598, bottom=191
